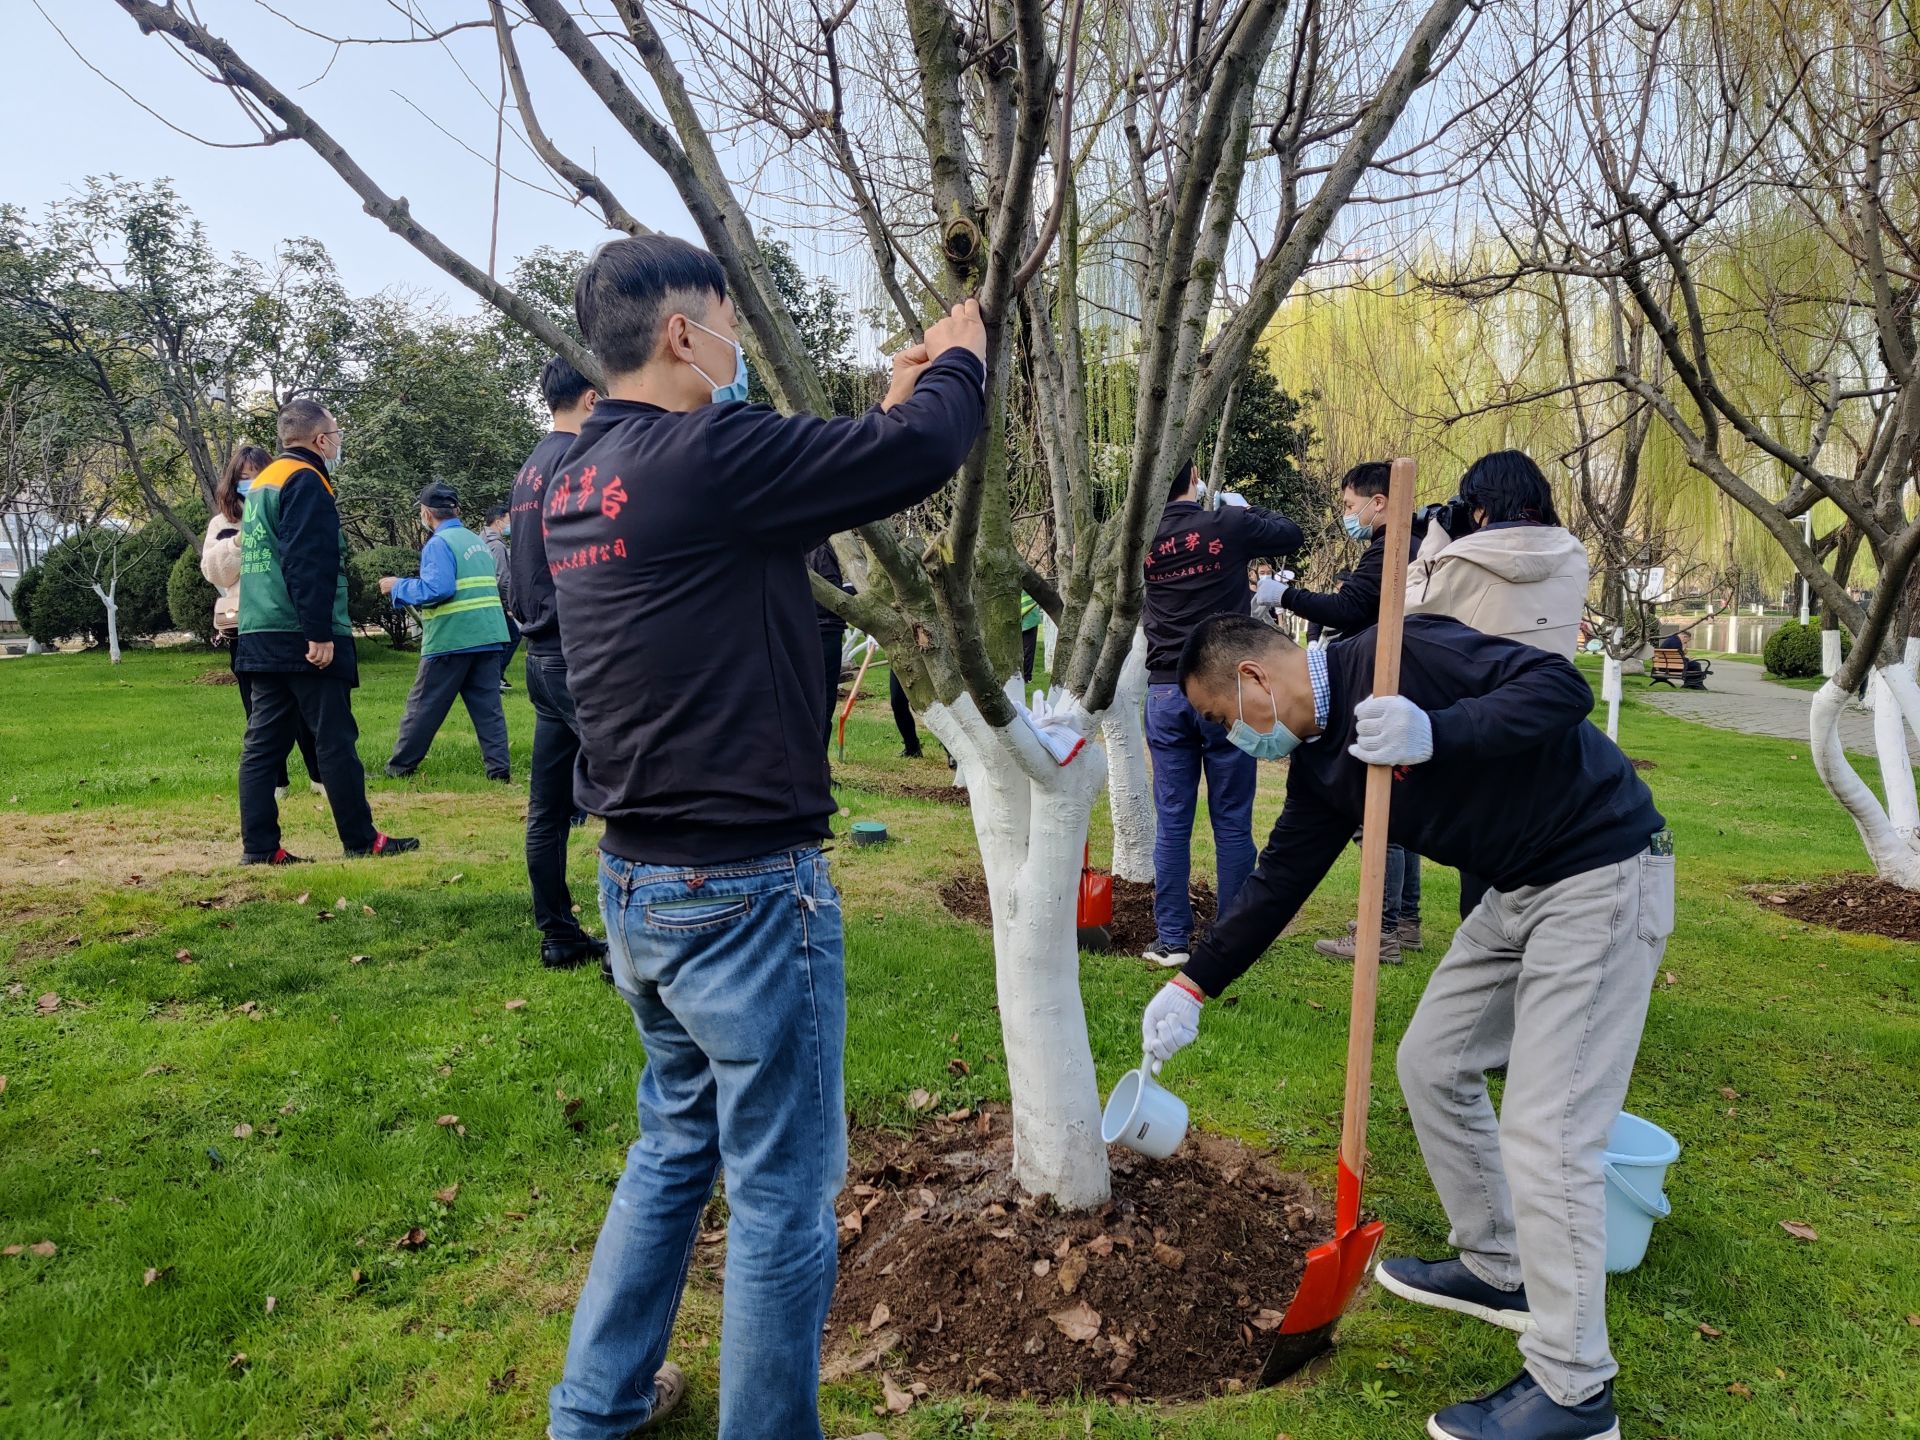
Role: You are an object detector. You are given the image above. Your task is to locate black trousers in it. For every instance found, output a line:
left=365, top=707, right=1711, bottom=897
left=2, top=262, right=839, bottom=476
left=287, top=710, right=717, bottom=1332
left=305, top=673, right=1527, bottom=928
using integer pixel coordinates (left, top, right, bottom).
left=389, top=649, right=511, bottom=778
left=819, top=626, right=845, bottom=746
left=237, top=669, right=318, bottom=789
left=524, top=650, right=590, bottom=943
left=501, top=613, right=522, bottom=678
left=888, top=670, right=923, bottom=755
left=1022, top=625, right=1038, bottom=683
left=238, top=671, right=377, bottom=857
left=1459, top=869, right=1491, bottom=921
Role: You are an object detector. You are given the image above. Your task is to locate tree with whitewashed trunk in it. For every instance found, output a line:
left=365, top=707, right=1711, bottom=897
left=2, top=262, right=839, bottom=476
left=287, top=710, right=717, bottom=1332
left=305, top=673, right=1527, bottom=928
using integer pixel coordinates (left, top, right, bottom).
left=1445, top=0, right=1920, bottom=888
left=108, top=0, right=1490, bottom=1206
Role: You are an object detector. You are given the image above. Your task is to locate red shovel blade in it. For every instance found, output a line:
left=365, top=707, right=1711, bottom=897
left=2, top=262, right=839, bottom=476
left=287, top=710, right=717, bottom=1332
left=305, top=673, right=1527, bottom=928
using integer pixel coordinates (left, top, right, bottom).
left=1257, top=1158, right=1384, bottom=1384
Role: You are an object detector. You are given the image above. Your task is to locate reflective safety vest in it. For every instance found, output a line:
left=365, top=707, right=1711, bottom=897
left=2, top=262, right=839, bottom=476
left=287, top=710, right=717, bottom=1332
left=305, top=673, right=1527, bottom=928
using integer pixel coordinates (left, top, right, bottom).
left=419, top=521, right=510, bottom=657
left=238, top=456, right=351, bottom=637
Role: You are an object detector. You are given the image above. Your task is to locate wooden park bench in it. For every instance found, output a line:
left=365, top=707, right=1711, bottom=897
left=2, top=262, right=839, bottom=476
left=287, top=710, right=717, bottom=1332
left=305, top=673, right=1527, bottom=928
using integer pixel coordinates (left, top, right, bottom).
left=1649, top=647, right=1710, bottom=690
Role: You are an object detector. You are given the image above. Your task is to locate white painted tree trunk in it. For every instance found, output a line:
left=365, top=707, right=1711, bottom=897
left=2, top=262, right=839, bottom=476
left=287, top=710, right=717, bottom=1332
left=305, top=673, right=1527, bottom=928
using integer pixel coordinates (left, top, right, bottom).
left=24, top=637, right=45, bottom=655
left=91, top=584, right=122, bottom=664
left=1602, top=657, right=1623, bottom=743
left=1809, top=665, right=1920, bottom=888
left=1822, top=629, right=1842, bottom=677
left=924, top=680, right=1113, bottom=1209
left=1100, top=630, right=1155, bottom=882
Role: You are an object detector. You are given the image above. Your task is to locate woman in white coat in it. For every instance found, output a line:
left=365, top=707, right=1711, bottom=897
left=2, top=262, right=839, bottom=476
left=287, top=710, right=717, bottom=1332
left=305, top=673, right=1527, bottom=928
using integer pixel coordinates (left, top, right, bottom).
left=1408, top=450, right=1590, bottom=917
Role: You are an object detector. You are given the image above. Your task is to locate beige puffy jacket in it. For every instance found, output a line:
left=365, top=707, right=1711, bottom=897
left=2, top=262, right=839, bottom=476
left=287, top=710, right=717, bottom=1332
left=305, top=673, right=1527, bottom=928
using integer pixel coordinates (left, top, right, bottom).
left=201, top=509, right=244, bottom=634
left=1405, top=523, right=1589, bottom=659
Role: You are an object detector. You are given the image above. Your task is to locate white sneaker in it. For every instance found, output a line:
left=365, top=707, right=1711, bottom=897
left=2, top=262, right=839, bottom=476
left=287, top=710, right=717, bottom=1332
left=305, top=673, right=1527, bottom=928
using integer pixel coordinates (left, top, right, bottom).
left=1141, top=943, right=1190, bottom=968
left=272, top=785, right=290, bottom=801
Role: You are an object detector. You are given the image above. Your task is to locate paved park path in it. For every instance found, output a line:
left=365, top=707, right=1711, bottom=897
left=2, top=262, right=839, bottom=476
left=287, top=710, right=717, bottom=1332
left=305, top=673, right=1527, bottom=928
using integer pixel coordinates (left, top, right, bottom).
left=1639, top=656, right=1914, bottom=759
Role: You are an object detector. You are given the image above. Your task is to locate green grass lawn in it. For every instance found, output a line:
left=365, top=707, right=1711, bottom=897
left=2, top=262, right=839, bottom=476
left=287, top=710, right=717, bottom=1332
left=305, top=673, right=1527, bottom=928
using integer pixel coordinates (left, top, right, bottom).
left=2, top=644, right=1917, bottom=1439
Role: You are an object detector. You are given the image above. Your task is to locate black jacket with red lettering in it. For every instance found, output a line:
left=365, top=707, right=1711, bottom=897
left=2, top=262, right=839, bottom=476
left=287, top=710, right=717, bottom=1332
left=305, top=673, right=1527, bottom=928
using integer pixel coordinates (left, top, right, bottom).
left=507, top=429, right=577, bottom=655
left=544, top=350, right=986, bottom=865
left=1143, top=499, right=1303, bottom=682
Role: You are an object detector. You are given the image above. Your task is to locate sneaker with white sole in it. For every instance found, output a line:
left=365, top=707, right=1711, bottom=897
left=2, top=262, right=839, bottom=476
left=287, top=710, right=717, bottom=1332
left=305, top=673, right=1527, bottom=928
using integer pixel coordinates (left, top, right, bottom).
left=1314, top=927, right=1402, bottom=964
left=547, top=1363, right=684, bottom=1437
left=1377, top=1255, right=1532, bottom=1332
left=1397, top=919, right=1424, bottom=950
left=1427, top=1370, right=1618, bottom=1440
left=1141, top=943, right=1190, bottom=968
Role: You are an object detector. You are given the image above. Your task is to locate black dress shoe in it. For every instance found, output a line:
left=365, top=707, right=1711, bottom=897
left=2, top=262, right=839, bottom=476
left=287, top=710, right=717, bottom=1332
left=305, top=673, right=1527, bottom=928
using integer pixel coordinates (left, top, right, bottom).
left=541, top=935, right=609, bottom=970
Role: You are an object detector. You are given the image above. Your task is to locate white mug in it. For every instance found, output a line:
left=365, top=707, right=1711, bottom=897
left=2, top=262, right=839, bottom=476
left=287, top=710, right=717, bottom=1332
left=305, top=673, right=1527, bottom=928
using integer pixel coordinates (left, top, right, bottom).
left=1101, top=1062, right=1189, bottom=1158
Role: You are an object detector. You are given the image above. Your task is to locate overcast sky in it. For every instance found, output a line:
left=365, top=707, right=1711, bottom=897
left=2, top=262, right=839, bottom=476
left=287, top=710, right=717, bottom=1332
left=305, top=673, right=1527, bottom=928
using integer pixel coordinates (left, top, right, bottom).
left=6, top=1, right=710, bottom=307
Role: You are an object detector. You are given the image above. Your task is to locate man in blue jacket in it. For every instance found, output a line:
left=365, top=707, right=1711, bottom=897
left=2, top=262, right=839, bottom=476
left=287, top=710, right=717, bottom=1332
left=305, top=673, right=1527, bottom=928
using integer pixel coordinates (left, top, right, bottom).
left=541, top=234, right=986, bottom=1440
left=1144, top=612, right=1671, bottom=1440
left=378, top=483, right=512, bottom=781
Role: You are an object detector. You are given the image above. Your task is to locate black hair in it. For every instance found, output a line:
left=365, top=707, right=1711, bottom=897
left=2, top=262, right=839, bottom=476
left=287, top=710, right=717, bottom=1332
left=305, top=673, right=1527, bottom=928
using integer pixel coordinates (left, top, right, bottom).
left=574, top=236, right=728, bottom=378
left=276, top=397, right=332, bottom=449
left=1167, top=459, right=1200, bottom=505
left=1461, top=449, right=1559, bottom=525
left=1177, top=612, right=1294, bottom=689
left=484, top=503, right=510, bottom=524
left=540, top=353, right=594, bottom=415
left=1340, top=460, right=1391, bottom=498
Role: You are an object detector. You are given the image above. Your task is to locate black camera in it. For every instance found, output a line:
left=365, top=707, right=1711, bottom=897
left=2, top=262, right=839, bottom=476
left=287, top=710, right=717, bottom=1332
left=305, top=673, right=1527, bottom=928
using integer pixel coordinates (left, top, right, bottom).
left=1412, top=496, right=1478, bottom=544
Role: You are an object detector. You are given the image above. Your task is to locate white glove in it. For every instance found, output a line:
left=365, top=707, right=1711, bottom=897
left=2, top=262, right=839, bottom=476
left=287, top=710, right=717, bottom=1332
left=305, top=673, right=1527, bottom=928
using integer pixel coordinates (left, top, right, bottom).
left=1017, top=690, right=1085, bottom=766
left=1348, top=694, right=1435, bottom=767
left=1214, top=491, right=1250, bottom=510
left=1255, top=575, right=1290, bottom=607
left=1142, top=980, right=1203, bottom=1071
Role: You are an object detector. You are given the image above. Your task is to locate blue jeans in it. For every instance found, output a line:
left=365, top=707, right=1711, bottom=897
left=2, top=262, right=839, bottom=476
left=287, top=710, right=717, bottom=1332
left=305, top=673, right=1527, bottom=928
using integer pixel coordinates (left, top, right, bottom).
left=1384, top=845, right=1423, bottom=929
left=549, top=846, right=846, bottom=1440
left=1146, top=683, right=1258, bottom=948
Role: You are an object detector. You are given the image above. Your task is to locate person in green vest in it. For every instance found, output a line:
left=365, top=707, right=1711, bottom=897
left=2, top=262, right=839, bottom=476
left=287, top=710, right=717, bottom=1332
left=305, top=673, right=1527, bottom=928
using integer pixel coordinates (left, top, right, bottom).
left=378, top=482, right=513, bottom=781
left=235, top=399, right=419, bottom=865
left=1020, top=589, right=1044, bottom=683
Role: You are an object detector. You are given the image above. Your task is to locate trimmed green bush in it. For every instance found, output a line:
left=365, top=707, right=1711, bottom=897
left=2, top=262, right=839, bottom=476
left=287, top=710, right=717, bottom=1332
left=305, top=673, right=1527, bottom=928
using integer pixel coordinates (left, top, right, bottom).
left=168, top=548, right=220, bottom=645
left=1764, top=619, right=1851, bottom=678
left=15, top=523, right=188, bottom=647
left=349, top=543, right=421, bottom=649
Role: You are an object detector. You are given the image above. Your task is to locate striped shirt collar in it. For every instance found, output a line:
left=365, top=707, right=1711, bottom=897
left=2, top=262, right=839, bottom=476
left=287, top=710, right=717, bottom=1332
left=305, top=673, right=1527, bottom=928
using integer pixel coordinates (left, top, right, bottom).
left=1304, top=644, right=1332, bottom=741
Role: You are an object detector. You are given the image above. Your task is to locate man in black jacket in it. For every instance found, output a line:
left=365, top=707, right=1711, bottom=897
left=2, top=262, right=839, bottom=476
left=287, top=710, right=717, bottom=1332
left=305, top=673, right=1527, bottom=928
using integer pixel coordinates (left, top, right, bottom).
left=232, top=399, right=417, bottom=865
left=507, top=354, right=605, bottom=972
left=805, top=540, right=851, bottom=747
left=1138, top=464, right=1301, bottom=968
left=1142, top=612, right=1671, bottom=1440
left=541, top=235, right=986, bottom=1440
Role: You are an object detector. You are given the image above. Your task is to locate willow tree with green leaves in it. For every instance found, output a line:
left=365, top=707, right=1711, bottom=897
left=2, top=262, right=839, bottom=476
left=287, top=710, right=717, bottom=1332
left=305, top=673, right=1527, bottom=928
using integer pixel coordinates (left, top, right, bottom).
left=1454, top=0, right=1920, bottom=886
left=108, top=0, right=1491, bottom=1206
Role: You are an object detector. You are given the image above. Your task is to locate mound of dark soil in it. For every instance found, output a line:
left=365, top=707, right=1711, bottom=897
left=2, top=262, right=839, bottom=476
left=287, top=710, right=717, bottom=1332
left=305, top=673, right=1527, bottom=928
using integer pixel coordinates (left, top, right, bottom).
left=825, top=1106, right=1331, bottom=1403
left=1753, top=876, right=1920, bottom=941
left=193, top=667, right=238, bottom=686
left=939, top=873, right=1216, bottom=956
left=1629, top=757, right=1657, bottom=771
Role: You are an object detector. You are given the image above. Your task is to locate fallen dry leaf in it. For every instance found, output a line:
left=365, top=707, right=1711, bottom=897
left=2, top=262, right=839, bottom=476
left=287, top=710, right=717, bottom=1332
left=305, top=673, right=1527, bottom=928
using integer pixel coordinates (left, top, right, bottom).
left=1306, top=1000, right=1325, bottom=1011
left=1086, top=1235, right=1114, bottom=1257
left=232, top=1123, right=253, bottom=1140
left=1057, top=1248, right=1089, bottom=1294
left=393, top=1227, right=428, bottom=1250
left=839, top=1209, right=863, bottom=1235
left=1, top=1245, right=21, bottom=1257
left=868, top=1301, right=891, bottom=1331
left=1153, top=1241, right=1186, bottom=1269
left=174, top=949, right=193, bottom=963
left=36, top=992, right=59, bottom=1014
left=503, top=998, right=528, bottom=1011
left=947, top=1057, right=970, bottom=1076
left=29, top=1240, right=57, bottom=1257
left=264, top=1295, right=277, bottom=1314
left=1032, top=1259, right=1051, bottom=1278
left=294, top=891, right=310, bottom=905
left=1054, top=1236, right=1072, bottom=1259
left=1250, top=1308, right=1286, bottom=1331
left=1779, top=1220, right=1819, bottom=1242
left=362, top=904, right=376, bottom=916
left=434, top=1184, right=460, bottom=1205
left=877, top=1373, right=916, bottom=1415
left=348, top=954, right=369, bottom=965
left=1663, top=970, right=1678, bottom=987
left=1727, top=1382, right=1752, bottom=1398
left=229, top=1351, right=250, bottom=1372
left=443, top=873, right=465, bottom=885
left=334, top=897, right=348, bottom=911
left=906, top=1088, right=935, bottom=1112
left=0, top=1075, right=6, bottom=1094
left=1718, top=1086, right=1738, bottom=1101
left=142, top=1267, right=164, bottom=1286
left=1906, top=1314, right=1920, bottom=1327
left=1698, top=1322, right=1724, bottom=1338
left=1048, top=1299, right=1102, bottom=1342
left=278, top=1101, right=297, bottom=1115
left=436, top=1114, right=459, bottom=1127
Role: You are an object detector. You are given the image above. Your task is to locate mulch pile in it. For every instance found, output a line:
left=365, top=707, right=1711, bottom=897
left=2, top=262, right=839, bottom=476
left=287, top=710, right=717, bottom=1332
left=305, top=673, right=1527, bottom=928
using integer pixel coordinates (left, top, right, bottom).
left=825, top=1106, right=1331, bottom=1403
left=1752, top=875, right=1920, bottom=941
left=193, top=668, right=238, bottom=686
left=938, top=873, right=1216, bottom=956
left=1629, top=757, right=1657, bottom=771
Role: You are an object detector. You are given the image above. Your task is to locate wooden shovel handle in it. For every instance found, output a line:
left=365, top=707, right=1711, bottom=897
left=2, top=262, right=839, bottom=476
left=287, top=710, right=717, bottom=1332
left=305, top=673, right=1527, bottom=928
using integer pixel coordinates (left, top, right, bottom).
left=1339, top=456, right=1418, bottom=1184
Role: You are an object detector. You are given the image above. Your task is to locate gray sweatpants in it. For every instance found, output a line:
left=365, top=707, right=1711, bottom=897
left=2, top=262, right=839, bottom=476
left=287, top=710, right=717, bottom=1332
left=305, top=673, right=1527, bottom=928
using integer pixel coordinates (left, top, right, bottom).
left=388, top=648, right=511, bottom=779
left=1396, top=847, right=1674, bottom=1406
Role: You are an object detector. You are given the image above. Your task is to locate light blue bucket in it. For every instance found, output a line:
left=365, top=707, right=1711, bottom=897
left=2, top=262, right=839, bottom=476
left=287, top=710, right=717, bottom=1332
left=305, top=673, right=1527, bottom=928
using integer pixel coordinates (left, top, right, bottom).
left=1602, top=1111, right=1680, bottom=1273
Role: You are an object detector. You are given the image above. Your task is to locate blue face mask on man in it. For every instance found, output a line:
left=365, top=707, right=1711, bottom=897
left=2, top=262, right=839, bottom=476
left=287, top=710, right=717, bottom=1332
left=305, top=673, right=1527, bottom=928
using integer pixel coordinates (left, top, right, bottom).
left=1226, top=669, right=1301, bottom=760
left=688, top=317, right=750, bottom=405
left=1341, top=512, right=1372, bottom=541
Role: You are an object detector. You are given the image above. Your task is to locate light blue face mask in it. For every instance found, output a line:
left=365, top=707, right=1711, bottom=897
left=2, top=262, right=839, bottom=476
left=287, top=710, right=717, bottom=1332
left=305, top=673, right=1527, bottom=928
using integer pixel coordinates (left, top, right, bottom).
left=688, top=317, right=750, bottom=404
left=1341, top=512, right=1372, bottom=541
left=1226, top=670, right=1301, bottom=760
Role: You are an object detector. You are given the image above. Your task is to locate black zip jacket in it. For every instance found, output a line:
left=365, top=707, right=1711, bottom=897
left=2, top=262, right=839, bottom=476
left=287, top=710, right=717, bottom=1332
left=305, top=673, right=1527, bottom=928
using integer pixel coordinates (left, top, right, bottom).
left=1183, top=616, right=1664, bottom=996
left=233, top=446, right=358, bottom=687
left=1281, top=527, right=1416, bottom=639
left=1144, top=499, right=1303, bottom=682
left=507, top=429, right=577, bottom=655
left=545, top=349, right=986, bottom=865
left=807, top=541, right=851, bottom=640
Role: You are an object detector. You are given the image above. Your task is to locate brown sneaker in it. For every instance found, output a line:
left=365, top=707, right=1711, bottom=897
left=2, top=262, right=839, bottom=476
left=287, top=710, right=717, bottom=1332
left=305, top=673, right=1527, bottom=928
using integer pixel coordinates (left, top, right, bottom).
left=1396, top=920, right=1424, bottom=951
left=1314, top=928, right=1403, bottom=964
left=636, top=1362, right=685, bottom=1431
